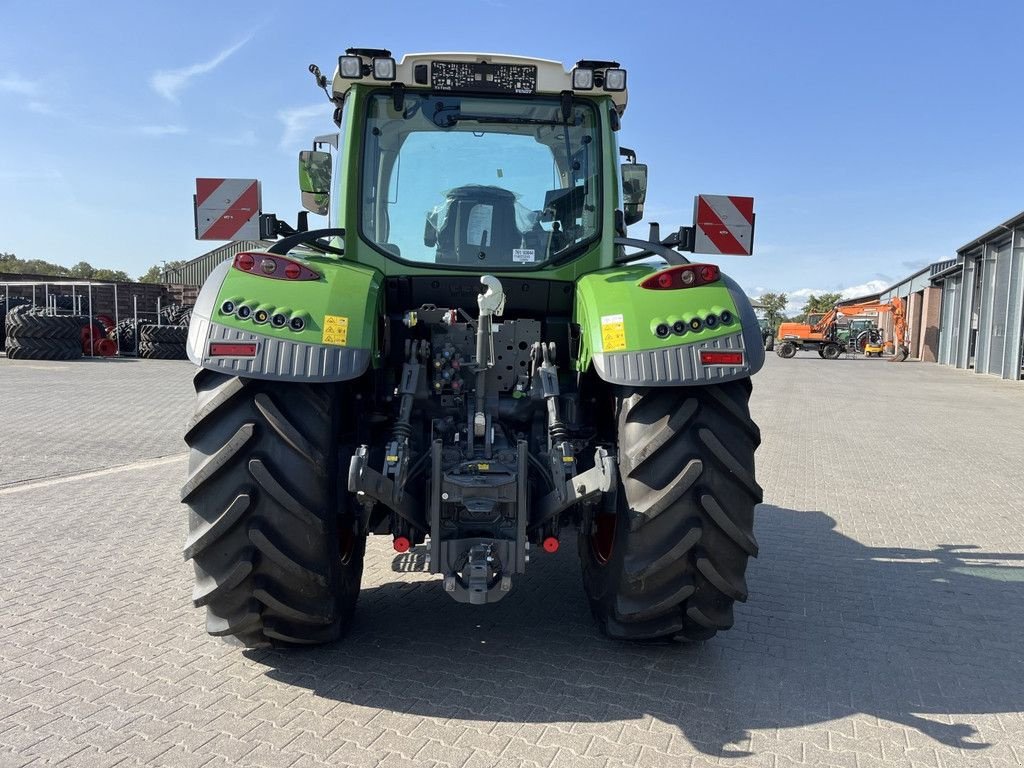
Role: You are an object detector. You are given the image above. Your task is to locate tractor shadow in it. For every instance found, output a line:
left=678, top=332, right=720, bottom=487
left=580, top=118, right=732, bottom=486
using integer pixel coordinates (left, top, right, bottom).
left=247, top=506, right=1024, bottom=757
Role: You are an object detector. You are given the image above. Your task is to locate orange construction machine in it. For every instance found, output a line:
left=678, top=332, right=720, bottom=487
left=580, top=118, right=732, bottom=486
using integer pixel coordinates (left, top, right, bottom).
left=775, top=297, right=907, bottom=360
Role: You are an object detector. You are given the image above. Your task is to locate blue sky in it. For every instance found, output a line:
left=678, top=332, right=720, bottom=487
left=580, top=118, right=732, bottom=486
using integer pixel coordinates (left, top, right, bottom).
left=2, top=1, right=1022, bottom=310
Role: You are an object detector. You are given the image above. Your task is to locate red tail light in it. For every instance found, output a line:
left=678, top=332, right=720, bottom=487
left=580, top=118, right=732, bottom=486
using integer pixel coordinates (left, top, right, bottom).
left=700, top=350, right=743, bottom=366
left=641, top=264, right=720, bottom=290
left=232, top=252, right=319, bottom=281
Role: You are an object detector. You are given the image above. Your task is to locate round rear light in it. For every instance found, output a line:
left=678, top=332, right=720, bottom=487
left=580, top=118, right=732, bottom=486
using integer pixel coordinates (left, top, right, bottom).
left=284, top=262, right=301, bottom=279
left=260, top=258, right=277, bottom=275
left=270, top=313, right=287, bottom=328
left=672, top=321, right=687, bottom=335
left=236, top=305, right=252, bottom=320
left=289, top=316, right=305, bottom=332
left=719, top=310, right=733, bottom=324
left=221, top=300, right=236, bottom=315
left=700, top=265, right=718, bottom=282
left=237, top=254, right=255, bottom=271
left=689, top=318, right=702, bottom=331
left=680, top=270, right=696, bottom=285
left=654, top=323, right=670, bottom=339
left=253, top=309, right=269, bottom=324
left=656, top=273, right=673, bottom=289
left=705, top=314, right=718, bottom=328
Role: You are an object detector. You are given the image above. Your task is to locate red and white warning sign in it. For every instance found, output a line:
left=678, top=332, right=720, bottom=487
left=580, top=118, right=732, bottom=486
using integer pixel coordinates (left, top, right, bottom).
left=194, top=178, right=262, bottom=241
left=693, top=195, right=754, bottom=256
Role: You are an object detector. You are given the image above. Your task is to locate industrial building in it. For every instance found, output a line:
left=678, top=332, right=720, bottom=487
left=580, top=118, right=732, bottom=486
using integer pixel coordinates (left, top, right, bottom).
left=162, top=240, right=272, bottom=287
left=870, top=210, right=1024, bottom=381
left=932, top=211, right=1024, bottom=381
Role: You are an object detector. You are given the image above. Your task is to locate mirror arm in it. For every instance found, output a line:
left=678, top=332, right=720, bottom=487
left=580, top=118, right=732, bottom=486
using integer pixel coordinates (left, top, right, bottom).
left=267, top=227, right=347, bottom=257
left=612, top=229, right=694, bottom=266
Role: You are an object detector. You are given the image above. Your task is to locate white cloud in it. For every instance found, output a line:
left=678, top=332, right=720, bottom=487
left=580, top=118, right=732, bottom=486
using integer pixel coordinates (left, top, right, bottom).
left=136, top=124, right=188, bottom=136
left=781, top=279, right=891, bottom=311
left=277, top=104, right=328, bottom=150
left=0, top=73, right=38, bottom=96
left=150, top=35, right=252, bottom=102
left=838, top=279, right=890, bottom=300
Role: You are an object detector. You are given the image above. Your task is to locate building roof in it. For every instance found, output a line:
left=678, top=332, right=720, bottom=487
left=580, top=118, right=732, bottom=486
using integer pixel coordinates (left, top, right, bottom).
left=957, top=209, right=1024, bottom=254
left=163, top=240, right=273, bottom=286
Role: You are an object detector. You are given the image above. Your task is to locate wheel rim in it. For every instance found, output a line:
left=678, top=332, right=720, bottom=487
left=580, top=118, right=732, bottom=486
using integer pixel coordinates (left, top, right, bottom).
left=591, top=511, right=617, bottom=565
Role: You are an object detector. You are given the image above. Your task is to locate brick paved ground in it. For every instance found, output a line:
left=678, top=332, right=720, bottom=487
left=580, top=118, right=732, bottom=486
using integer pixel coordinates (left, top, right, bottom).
left=1, top=353, right=1023, bottom=768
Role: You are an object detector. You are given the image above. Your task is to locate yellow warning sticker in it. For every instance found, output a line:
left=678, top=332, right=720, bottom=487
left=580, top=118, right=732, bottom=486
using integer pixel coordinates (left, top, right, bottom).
left=600, top=313, right=627, bottom=352
left=477, top=463, right=490, bottom=471
left=322, top=315, right=349, bottom=346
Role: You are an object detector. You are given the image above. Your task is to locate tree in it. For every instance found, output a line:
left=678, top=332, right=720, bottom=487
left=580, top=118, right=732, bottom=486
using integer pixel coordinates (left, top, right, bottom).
left=0, top=252, right=71, bottom=277
left=800, top=292, right=843, bottom=322
left=757, top=292, right=788, bottom=330
left=92, top=268, right=131, bottom=282
left=139, top=260, right=187, bottom=283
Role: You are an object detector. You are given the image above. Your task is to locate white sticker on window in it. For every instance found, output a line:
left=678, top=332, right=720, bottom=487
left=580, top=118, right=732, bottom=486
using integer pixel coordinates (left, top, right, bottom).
left=512, top=248, right=536, bottom=263
left=466, top=204, right=493, bottom=246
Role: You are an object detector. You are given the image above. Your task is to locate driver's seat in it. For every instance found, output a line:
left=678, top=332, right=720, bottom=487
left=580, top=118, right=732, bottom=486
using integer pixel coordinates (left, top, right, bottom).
left=428, top=186, right=523, bottom=265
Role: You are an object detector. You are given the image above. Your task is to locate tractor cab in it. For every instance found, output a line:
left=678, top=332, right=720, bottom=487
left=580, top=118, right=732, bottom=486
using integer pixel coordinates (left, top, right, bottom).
left=296, top=51, right=636, bottom=277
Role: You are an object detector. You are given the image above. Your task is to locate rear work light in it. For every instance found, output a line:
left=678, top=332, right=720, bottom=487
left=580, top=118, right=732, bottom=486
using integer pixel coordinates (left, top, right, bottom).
left=700, top=350, right=743, bottom=366
left=232, top=252, right=320, bottom=281
left=641, top=264, right=720, bottom=290
left=208, top=342, right=258, bottom=357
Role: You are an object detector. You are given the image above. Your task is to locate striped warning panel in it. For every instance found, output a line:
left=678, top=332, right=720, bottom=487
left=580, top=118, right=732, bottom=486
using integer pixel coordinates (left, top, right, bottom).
left=693, top=195, right=754, bottom=256
left=194, top=178, right=262, bottom=241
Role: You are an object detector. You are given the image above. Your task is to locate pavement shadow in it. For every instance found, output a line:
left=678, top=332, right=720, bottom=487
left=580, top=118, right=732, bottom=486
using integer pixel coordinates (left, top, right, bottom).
left=247, top=505, right=1024, bottom=757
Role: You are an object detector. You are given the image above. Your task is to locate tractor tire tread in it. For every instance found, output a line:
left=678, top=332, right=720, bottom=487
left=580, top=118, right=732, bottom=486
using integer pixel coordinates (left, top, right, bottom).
left=183, top=371, right=364, bottom=647
left=580, top=381, right=760, bottom=643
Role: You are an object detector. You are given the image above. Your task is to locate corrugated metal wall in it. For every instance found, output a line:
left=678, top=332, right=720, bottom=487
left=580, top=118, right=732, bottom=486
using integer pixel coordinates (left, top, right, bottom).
left=938, top=272, right=962, bottom=366
left=164, top=240, right=272, bottom=287
left=935, top=215, right=1024, bottom=381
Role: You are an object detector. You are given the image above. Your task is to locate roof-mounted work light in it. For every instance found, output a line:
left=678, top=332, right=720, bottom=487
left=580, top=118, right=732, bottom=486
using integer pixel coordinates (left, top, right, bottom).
left=372, top=56, right=396, bottom=81
left=603, top=68, right=627, bottom=91
left=571, top=67, right=594, bottom=90
left=339, top=55, right=362, bottom=79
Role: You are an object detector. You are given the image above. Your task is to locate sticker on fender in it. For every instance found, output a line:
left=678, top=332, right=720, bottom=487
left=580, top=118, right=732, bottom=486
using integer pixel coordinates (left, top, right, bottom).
left=322, top=315, right=349, bottom=346
left=600, top=314, right=626, bottom=352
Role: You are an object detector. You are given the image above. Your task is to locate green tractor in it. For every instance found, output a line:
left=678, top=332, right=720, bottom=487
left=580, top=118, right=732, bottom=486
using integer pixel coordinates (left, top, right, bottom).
left=182, top=49, right=764, bottom=647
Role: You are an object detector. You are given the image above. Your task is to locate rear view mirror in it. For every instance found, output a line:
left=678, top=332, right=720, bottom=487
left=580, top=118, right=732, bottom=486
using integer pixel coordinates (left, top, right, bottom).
left=298, top=150, right=332, bottom=216
left=621, top=163, right=647, bottom=225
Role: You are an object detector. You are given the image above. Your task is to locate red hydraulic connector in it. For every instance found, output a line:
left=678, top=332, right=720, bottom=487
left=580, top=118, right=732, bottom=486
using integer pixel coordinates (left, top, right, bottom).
left=542, top=537, right=559, bottom=553
left=393, top=536, right=411, bottom=553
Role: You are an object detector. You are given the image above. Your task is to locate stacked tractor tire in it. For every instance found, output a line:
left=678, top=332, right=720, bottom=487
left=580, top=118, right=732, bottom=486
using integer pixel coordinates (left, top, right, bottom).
left=2, top=298, right=194, bottom=361
left=4, top=304, right=84, bottom=360
left=138, top=323, right=188, bottom=359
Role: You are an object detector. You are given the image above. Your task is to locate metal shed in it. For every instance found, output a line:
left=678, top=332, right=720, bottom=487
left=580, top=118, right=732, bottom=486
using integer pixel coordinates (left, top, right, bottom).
left=932, top=210, right=1024, bottom=380
left=163, top=240, right=273, bottom=287
left=878, top=262, right=950, bottom=363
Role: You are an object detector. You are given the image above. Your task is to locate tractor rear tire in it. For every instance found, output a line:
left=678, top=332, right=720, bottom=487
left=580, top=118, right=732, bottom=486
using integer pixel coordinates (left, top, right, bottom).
left=138, top=341, right=187, bottom=360
left=5, top=337, right=82, bottom=361
left=182, top=369, right=365, bottom=647
left=776, top=341, right=796, bottom=358
left=139, top=324, right=188, bottom=344
left=6, top=309, right=80, bottom=340
left=580, top=381, right=762, bottom=642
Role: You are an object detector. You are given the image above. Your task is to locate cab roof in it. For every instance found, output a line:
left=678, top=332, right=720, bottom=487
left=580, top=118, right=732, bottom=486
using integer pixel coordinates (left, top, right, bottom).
left=330, top=51, right=628, bottom=114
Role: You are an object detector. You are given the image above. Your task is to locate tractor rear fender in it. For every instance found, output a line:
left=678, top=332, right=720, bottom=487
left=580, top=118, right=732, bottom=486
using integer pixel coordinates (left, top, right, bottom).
left=573, top=267, right=764, bottom=386
left=185, top=253, right=383, bottom=382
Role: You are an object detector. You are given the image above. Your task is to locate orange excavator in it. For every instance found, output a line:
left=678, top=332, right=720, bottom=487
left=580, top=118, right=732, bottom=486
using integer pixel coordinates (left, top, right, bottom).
left=775, top=297, right=907, bottom=361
